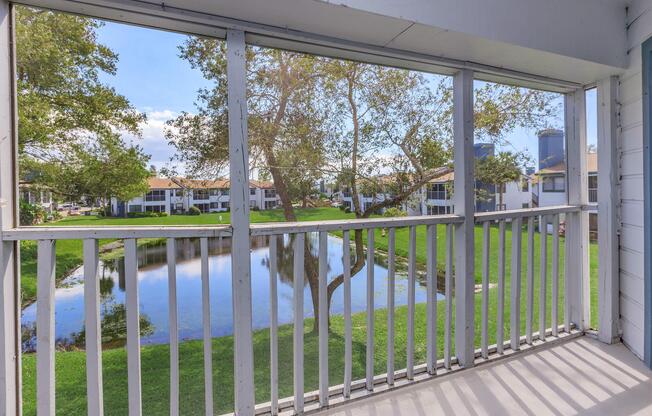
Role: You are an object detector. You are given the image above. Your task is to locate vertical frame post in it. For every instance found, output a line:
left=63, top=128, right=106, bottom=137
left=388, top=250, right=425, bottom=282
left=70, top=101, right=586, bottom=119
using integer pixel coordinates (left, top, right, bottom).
left=453, top=69, right=475, bottom=367
left=597, top=76, right=620, bottom=343
left=0, top=1, right=20, bottom=414
left=227, top=29, right=255, bottom=414
left=565, top=88, right=590, bottom=330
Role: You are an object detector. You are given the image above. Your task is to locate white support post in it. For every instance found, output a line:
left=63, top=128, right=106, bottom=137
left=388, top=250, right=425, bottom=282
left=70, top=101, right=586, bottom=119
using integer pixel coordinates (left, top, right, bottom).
left=565, top=89, right=590, bottom=330
left=0, top=2, right=20, bottom=414
left=227, top=29, right=255, bottom=415
left=453, top=69, right=475, bottom=367
left=597, top=76, right=620, bottom=343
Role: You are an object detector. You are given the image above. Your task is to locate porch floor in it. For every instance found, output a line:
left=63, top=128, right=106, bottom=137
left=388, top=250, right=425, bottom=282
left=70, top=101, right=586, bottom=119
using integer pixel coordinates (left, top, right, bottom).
left=316, top=336, right=652, bottom=416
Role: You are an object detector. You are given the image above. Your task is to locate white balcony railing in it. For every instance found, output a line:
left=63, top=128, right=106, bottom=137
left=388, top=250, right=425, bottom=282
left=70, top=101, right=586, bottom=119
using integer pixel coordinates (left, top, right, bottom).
left=0, top=205, right=585, bottom=415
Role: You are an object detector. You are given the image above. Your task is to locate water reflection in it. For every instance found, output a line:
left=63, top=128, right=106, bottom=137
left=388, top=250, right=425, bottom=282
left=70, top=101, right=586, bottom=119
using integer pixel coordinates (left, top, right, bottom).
left=21, top=234, right=439, bottom=351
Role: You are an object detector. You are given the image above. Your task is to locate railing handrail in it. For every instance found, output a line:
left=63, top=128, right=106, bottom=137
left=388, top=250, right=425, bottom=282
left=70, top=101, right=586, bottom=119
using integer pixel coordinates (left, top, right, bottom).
left=249, top=214, right=464, bottom=236
left=474, top=204, right=580, bottom=222
left=0, top=225, right=232, bottom=240
left=1, top=205, right=582, bottom=241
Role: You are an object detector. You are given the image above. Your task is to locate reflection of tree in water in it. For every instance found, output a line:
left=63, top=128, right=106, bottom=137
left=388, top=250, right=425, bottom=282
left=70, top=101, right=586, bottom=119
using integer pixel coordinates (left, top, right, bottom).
left=262, top=234, right=331, bottom=332
left=71, top=297, right=154, bottom=349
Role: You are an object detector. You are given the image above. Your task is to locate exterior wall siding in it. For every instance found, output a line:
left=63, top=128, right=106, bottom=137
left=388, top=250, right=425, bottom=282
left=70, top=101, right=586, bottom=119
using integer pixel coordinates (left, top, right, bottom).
left=618, top=0, right=651, bottom=359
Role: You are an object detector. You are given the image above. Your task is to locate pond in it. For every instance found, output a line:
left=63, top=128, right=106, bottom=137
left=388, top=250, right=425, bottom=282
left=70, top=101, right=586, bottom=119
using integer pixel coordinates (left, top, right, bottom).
left=21, top=234, right=441, bottom=351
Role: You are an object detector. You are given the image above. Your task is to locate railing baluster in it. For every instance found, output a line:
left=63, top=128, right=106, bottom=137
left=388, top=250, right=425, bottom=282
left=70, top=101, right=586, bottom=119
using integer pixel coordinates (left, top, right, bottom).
left=564, top=214, right=571, bottom=333
left=293, top=233, right=305, bottom=414
left=426, top=224, right=437, bottom=374
left=551, top=214, right=560, bottom=337
left=444, top=224, right=453, bottom=369
left=269, top=237, right=279, bottom=415
left=167, top=238, right=179, bottom=416
left=342, top=230, right=352, bottom=397
left=510, top=218, right=522, bottom=351
left=200, top=238, right=213, bottom=416
left=84, top=239, right=103, bottom=416
left=318, top=231, right=329, bottom=407
left=526, top=216, right=535, bottom=345
left=539, top=215, right=548, bottom=341
left=481, top=221, right=490, bottom=359
left=366, top=228, right=375, bottom=390
left=37, top=239, right=56, bottom=416
left=386, top=228, right=396, bottom=385
left=125, top=238, right=142, bottom=416
left=497, top=220, right=506, bottom=354
left=407, top=226, right=416, bottom=380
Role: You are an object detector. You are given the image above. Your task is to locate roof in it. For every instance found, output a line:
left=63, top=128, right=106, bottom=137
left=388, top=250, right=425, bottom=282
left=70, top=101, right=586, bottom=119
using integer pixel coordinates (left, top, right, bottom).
left=147, top=177, right=275, bottom=190
left=536, top=152, right=597, bottom=175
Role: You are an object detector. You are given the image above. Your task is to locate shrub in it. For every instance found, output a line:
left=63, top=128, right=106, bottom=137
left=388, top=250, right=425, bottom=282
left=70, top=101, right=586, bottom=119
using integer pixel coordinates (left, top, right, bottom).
left=19, top=200, right=46, bottom=225
left=188, top=206, right=201, bottom=216
left=251, top=206, right=260, bottom=211
left=344, top=207, right=351, bottom=213
left=157, top=212, right=168, bottom=217
left=383, top=207, right=407, bottom=218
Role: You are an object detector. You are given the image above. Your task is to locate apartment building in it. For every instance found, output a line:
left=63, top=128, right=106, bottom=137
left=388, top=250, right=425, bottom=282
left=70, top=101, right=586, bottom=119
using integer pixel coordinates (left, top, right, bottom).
left=110, top=177, right=280, bottom=216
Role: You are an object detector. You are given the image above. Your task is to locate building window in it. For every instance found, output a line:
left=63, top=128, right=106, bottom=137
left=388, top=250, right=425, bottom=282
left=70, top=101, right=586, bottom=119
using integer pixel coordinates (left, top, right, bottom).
left=145, top=189, right=166, bottom=201
left=194, top=203, right=210, bottom=213
left=219, top=188, right=229, bottom=196
left=264, top=189, right=276, bottom=198
left=521, top=177, right=529, bottom=192
left=265, top=200, right=277, bottom=209
left=144, top=205, right=165, bottom=213
left=221, top=202, right=230, bottom=210
left=427, top=205, right=451, bottom=215
left=588, top=174, right=598, bottom=203
left=250, top=188, right=256, bottom=195
left=522, top=203, right=530, bottom=209
left=194, top=189, right=209, bottom=200
left=542, top=175, right=565, bottom=192
left=171, top=203, right=183, bottom=213
left=210, top=202, right=219, bottom=209
left=209, top=189, right=219, bottom=197
left=427, top=183, right=448, bottom=200
left=171, top=189, right=182, bottom=197
left=128, top=205, right=142, bottom=213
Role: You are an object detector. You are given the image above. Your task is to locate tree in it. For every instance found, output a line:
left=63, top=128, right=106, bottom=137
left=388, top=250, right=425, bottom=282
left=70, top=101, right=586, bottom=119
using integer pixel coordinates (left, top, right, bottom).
left=168, top=39, right=329, bottom=330
left=322, top=64, right=560, bottom=318
left=475, top=151, right=529, bottom=209
left=27, top=136, right=151, bottom=212
left=15, top=6, right=147, bottom=199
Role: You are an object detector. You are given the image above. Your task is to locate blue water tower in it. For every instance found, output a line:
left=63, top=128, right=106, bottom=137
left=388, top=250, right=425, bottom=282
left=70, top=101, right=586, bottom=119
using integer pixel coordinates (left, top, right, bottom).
left=538, top=129, right=564, bottom=170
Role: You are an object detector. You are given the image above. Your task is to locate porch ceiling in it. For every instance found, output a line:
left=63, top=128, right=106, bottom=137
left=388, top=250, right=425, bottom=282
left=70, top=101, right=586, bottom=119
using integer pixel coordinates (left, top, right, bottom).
left=316, top=336, right=652, bottom=416
left=19, top=0, right=627, bottom=90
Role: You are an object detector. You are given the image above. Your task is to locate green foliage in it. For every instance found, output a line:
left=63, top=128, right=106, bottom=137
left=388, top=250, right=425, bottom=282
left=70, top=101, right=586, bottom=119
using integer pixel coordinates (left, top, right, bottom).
left=188, top=206, right=201, bottom=216
left=383, top=207, right=407, bottom=218
left=475, top=151, right=530, bottom=203
left=19, top=200, right=46, bottom=225
left=15, top=6, right=147, bottom=203
left=72, top=301, right=154, bottom=348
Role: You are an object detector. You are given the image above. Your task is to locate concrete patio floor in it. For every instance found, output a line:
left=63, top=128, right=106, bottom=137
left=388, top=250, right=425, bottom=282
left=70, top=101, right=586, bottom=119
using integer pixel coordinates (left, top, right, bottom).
left=316, top=336, right=652, bottom=416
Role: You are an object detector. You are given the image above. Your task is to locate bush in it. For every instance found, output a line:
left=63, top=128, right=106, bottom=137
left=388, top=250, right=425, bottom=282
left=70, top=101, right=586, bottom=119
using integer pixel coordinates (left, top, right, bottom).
left=157, top=212, right=168, bottom=217
left=188, top=206, right=201, bottom=216
left=344, top=207, right=351, bottom=213
left=251, top=206, right=260, bottom=211
left=19, top=200, right=46, bottom=225
left=383, top=207, right=407, bottom=218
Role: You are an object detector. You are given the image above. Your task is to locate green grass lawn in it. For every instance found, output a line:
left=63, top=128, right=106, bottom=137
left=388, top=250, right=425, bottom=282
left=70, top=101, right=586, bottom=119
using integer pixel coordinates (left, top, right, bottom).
left=20, top=207, right=599, bottom=415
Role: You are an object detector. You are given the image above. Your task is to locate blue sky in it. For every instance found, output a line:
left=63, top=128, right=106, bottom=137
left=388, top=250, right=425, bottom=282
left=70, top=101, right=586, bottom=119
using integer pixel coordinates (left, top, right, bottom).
left=97, top=21, right=598, bottom=174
